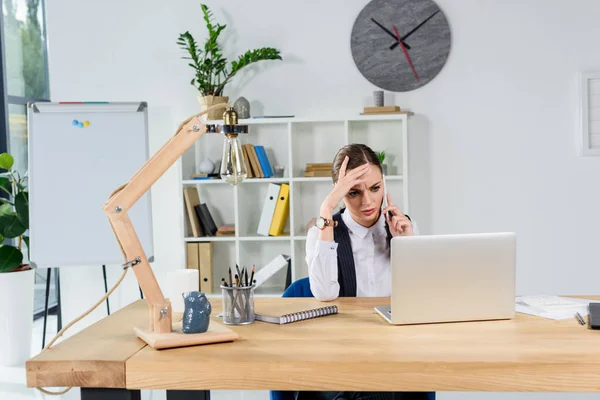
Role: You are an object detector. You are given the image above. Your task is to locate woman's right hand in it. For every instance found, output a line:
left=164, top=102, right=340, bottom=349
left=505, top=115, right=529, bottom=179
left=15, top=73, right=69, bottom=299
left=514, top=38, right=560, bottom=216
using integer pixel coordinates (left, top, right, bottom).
left=321, top=156, right=370, bottom=214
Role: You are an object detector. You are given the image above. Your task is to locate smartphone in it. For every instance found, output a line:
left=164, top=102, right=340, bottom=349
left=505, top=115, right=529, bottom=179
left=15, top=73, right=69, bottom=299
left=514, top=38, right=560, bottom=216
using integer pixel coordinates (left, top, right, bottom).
left=381, top=174, right=392, bottom=219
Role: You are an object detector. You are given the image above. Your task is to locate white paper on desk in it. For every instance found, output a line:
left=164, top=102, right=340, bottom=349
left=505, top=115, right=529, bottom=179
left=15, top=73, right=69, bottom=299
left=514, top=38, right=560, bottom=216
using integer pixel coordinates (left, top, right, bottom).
left=516, top=296, right=598, bottom=320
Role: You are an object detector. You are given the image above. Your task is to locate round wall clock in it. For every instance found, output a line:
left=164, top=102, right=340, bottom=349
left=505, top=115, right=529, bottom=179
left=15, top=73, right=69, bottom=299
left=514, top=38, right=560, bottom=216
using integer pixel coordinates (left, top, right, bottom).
left=350, top=0, right=451, bottom=92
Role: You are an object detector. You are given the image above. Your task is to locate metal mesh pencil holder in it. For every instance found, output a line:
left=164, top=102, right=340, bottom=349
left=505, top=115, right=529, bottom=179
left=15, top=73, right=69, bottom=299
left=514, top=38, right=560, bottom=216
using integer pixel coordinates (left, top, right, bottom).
left=221, top=284, right=255, bottom=325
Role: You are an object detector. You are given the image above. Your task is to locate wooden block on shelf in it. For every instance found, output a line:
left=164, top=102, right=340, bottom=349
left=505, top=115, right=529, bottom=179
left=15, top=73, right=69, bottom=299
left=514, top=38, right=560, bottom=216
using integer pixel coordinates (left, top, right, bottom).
left=363, top=106, right=401, bottom=113
left=359, top=111, right=413, bottom=115
left=304, top=170, right=332, bottom=177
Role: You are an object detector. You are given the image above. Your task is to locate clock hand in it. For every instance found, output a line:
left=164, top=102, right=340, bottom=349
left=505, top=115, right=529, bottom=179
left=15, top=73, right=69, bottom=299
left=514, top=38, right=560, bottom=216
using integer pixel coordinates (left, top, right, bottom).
left=393, top=25, right=420, bottom=82
left=370, top=17, right=411, bottom=50
left=390, top=10, right=440, bottom=50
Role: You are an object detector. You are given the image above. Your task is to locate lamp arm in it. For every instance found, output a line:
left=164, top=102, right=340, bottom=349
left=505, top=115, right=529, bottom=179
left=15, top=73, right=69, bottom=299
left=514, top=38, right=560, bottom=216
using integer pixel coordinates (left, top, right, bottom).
left=102, top=103, right=229, bottom=333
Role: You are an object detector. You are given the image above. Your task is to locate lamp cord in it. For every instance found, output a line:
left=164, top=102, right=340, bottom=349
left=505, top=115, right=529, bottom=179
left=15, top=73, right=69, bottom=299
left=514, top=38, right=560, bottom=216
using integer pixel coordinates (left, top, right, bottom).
left=34, top=101, right=231, bottom=396
left=35, top=267, right=130, bottom=395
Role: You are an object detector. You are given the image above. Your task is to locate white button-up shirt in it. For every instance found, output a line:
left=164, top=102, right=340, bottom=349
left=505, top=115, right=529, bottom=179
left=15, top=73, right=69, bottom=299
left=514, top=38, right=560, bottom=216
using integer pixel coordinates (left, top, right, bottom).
left=305, top=210, right=419, bottom=301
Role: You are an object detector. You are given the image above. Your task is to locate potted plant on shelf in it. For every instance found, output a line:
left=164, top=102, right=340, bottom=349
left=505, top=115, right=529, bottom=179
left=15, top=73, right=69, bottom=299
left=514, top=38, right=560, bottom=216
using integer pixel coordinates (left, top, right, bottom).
left=177, top=4, right=282, bottom=120
left=376, top=151, right=387, bottom=175
left=0, top=152, right=35, bottom=367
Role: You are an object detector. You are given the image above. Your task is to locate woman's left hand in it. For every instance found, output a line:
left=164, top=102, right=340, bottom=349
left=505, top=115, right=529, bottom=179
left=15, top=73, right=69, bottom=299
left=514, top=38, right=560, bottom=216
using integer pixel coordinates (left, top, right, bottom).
left=383, top=193, right=413, bottom=237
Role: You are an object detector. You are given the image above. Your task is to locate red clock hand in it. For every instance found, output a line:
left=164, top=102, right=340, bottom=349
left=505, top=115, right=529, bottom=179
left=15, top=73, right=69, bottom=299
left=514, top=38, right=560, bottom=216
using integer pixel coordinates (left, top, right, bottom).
left=393, top=25, right=420, bottom=82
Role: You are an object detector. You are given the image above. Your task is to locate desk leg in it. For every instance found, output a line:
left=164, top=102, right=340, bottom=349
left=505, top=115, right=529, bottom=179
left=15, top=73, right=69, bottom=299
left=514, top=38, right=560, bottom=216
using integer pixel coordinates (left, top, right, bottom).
left=167, top=390, right=211, bottom=400
left=81, top=388, right=141, bottom=400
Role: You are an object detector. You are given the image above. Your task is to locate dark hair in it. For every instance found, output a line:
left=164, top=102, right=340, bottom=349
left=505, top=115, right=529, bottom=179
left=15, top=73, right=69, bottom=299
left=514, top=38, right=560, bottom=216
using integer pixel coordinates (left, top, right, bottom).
left=331, top=143, right=381, bottom=184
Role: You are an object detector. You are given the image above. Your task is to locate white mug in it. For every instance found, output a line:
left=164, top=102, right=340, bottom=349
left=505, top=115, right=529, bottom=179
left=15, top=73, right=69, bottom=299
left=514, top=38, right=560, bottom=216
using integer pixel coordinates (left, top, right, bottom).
left=167, top=269, right=199, bottom=313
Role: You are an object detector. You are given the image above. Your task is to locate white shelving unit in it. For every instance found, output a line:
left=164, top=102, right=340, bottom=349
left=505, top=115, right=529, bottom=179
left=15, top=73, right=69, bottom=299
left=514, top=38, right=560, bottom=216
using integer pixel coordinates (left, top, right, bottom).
left=179, top=114, right=410, bottom=297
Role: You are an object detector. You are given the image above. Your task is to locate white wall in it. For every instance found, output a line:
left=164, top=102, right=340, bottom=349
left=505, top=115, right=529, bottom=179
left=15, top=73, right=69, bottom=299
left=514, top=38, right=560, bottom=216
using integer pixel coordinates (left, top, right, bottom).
left=43, top=0, right=600, bottom=399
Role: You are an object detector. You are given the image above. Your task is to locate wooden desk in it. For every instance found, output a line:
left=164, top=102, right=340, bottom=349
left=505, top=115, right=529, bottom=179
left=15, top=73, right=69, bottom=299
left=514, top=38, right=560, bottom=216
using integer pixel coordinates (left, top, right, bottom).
left=26, top=296, right=600, bottom=398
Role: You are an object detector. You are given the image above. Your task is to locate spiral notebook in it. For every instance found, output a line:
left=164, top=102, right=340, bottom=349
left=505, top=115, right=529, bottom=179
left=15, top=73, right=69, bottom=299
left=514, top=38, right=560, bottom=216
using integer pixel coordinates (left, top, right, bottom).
left=254, top=301, right=338, bottom=325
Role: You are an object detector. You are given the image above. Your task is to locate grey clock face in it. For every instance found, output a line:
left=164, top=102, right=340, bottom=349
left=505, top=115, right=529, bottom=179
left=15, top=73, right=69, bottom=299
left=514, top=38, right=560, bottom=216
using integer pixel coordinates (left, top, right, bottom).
left=351, top=0, right=451, bottom=92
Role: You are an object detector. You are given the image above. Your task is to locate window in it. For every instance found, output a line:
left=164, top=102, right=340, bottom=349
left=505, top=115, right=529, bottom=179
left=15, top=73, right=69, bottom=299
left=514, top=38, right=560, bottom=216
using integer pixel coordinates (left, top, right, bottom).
left=1, top=0, right=55, bottom=322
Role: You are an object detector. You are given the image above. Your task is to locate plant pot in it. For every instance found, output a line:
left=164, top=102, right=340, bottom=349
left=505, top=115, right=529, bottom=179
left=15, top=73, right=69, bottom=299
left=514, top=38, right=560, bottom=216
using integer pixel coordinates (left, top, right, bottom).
left=0, top=266, right=35, bottom=367
left=381, top=164, right=388, bottom=175
left=197, top=95, right=229, bottom=120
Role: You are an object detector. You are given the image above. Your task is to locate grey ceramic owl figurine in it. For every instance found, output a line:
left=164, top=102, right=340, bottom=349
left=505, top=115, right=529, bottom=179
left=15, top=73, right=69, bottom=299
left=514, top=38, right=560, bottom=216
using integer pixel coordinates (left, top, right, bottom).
left=182, top=291, right=211, bottom=334
left=233, top=96, right=250, bottom=119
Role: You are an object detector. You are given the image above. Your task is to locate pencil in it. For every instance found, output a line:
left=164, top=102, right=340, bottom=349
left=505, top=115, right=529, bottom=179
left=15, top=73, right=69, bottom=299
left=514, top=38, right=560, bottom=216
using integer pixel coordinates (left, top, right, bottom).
left=221, top=278, right=228, bottom=287
left=249, top=265, right=255, bottom=287
left=244, top=266, right=248, bottom=286
left=235, top=274, right=240, bottom=287
left=236, top=264, right=242, bottom=280
left=228, top=267, right=232, bottom=286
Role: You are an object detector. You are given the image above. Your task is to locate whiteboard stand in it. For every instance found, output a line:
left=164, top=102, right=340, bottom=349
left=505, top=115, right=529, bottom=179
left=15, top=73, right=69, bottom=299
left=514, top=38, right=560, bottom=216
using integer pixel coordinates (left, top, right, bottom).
left=28, top=102, right=153, bottom=344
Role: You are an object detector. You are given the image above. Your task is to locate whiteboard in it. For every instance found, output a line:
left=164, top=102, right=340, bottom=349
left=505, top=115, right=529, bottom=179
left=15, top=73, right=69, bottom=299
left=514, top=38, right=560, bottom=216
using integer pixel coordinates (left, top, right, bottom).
left=27, top=102, right=154, bottom=268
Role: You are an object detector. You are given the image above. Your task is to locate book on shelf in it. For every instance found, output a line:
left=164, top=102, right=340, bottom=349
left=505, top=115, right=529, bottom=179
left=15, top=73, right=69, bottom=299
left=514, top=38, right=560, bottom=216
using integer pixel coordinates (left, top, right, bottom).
left=194, top=203, right=218, bottom=236
left=304, top=163, right=332, bottom=177
left=216, top=224, right=235, bottom=236
left=254, top=300, right=338, bottom=325
left=242, top=143, right=277, bottom=179
left=183, top=187, right=204, bottom=237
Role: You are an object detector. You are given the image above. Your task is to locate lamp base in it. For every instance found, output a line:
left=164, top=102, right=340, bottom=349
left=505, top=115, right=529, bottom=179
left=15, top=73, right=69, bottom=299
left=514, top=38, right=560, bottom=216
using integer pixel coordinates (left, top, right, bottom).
left=134, top=320, right=239, bottom=350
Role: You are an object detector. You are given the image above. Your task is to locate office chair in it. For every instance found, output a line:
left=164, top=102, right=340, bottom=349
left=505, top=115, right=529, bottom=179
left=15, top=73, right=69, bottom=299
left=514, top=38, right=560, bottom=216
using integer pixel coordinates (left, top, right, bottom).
left=270, top=277, right=435, bottom=400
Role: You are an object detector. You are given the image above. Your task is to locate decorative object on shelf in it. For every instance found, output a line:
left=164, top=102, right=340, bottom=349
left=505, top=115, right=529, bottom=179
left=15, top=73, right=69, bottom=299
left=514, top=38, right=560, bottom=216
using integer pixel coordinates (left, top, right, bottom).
left=351, top=0, right=451, bottom=92
left=376, top=151, right=387, bottom=175
left=374, top=90, right=384, bottom=107
left=233, top=96, right=251, bottom=119
left=198, top=157, right=215, bottom=174
left=0, top=152, right=35, bottom=367
left=177, top=4, right=282, bottom=120
left=182, top=291, right=212, bottom=333
left=273, top=165, right=285, bottom=178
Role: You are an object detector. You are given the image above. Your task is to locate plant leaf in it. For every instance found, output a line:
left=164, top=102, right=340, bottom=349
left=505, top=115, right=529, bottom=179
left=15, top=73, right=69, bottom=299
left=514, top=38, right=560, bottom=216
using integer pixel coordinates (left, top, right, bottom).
left=0, top=153, right=14, bottom=170
left=0, top=232, right=3, bottom=242
left=0, top=211, right=26, bottom=239
left=0, top=244, right=23, bottom=272
left=0, top=177, right=12, bottom=196
left=15, top=191, right=28, bottom=229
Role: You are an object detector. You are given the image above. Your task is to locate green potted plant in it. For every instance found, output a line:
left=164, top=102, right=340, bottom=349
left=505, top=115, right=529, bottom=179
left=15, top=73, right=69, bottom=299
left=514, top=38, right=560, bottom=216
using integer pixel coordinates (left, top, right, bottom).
left=177, top=4, right=282, bottom=120
left=376, top=151, right=387, bottom=175
left=0, top=152, right=34, bottom=367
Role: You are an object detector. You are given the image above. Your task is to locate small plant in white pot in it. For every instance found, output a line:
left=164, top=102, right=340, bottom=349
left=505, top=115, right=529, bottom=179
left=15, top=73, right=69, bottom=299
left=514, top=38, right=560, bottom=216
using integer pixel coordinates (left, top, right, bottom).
left=177, top=3, right=282, bottom=120
left=376, top=151, right=388, bottom=175
left=0, top=152, right=35, bottom=367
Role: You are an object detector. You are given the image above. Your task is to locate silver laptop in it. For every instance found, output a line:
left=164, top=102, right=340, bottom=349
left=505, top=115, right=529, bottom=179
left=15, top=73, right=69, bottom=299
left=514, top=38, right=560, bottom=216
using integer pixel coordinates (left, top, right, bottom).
left=375, top=232, right=516, bottom=325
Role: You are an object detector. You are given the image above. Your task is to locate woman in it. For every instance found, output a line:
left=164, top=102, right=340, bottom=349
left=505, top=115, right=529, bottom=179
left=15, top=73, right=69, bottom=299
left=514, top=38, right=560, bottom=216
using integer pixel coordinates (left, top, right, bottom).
left=306, top=143, right=417, bottom=302
left=297, top=144, right=423, bottom=400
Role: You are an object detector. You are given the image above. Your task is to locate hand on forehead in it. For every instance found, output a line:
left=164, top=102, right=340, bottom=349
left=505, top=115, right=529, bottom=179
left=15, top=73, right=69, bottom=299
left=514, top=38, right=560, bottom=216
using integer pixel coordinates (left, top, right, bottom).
left=350, top=164, right=381, bottom=189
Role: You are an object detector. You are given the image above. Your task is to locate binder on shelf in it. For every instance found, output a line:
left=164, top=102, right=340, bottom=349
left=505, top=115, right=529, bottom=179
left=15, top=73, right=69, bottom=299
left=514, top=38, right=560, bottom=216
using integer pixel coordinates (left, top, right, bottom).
left=257, top=183, right=281, bottom=236
left=269, top=183, right=290, bottom=236
left=253, top=254, right=290, bottom=288
left=198, top=242, right=214, bottom=293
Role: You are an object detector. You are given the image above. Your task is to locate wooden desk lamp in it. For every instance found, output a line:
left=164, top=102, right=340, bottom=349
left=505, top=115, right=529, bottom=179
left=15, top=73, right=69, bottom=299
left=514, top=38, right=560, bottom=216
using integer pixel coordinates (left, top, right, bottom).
left=101, top=103, right=247, bottom=349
